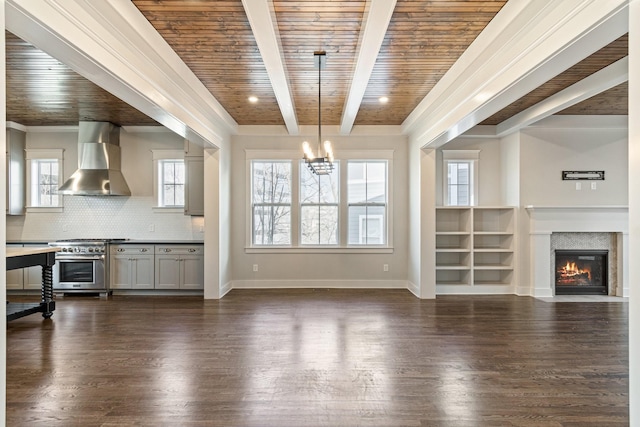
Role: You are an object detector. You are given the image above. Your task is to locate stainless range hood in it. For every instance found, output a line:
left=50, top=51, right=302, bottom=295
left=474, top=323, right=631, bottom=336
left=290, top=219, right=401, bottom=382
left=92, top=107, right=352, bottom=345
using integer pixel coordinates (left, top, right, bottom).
left=58, top=121, right=131, bottom=196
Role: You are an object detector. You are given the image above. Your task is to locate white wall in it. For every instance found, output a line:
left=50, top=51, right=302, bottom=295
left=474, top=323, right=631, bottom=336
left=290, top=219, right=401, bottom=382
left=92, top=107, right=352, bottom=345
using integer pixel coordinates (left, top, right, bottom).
left=519, top=117, right=628, bottom=206
left=230, top=127, right=409, bottom=288
left=436, top=137, right=503, bottom=206
left=5, top=127, right=204, bottom=241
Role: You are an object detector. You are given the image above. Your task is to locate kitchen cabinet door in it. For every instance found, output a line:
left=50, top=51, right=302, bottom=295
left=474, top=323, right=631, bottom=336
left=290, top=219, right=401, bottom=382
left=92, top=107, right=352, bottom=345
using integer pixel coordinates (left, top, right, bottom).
left=155, top=255, right=181, bottom=289
left=132, top=255, right=154, bottom=289
left=180, top=255, right=204, bottom=289
left=110, top=255, right=133, bottom=289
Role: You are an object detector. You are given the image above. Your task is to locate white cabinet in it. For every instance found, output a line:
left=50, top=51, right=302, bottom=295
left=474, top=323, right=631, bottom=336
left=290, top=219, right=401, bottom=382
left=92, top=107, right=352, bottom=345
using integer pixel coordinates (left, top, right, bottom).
left=6, top=128, right=26, bottom=215
left=154, top=245, right=204, bottom=289
left=110, top=245, right=155, bottom=289
left=436, top=207, right=516, bottom=294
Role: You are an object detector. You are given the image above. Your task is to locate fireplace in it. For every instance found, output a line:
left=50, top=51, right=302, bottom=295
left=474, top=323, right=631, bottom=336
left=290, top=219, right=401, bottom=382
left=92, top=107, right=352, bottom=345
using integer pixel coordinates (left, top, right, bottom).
left=555, top=250, right=608, bottom=295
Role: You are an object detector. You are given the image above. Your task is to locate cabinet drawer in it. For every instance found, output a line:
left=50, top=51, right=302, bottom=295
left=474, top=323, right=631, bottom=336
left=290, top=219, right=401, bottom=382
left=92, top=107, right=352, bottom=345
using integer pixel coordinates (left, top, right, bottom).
left=111, top=245, right=154, bottom=255
left=154, top=245, right=203, bottom=255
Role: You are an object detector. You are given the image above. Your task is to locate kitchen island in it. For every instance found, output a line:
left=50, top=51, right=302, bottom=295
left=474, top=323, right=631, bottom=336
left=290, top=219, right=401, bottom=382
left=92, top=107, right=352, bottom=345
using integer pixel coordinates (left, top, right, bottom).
left=5, top=246, right=59, bottom=321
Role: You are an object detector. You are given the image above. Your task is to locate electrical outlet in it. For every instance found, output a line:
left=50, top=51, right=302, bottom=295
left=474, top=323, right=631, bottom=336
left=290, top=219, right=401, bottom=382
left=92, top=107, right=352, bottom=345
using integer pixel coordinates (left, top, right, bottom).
left=62, top=223, right=69, bottom=232
left=575, top=182, right=581, bottom=190
left=383, top=264, right=389, bottom=272
left=253, top=264, right=259, bottom=272
left=148, top=224, right=155, bottom=232
left=591, top=182, right=597, bottom=190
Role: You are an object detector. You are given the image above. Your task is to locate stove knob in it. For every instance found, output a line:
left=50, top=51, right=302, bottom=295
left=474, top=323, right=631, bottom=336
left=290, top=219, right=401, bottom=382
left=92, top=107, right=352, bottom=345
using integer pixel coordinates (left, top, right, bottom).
left=88, top=247, right=94, bottom=253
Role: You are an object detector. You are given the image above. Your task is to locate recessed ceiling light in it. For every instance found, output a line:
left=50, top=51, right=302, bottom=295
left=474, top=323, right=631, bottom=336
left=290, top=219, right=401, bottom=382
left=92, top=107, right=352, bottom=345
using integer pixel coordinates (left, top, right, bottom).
left=248, top=96, right=258, bottom=103
left=378, top=96, right=389, bottom=104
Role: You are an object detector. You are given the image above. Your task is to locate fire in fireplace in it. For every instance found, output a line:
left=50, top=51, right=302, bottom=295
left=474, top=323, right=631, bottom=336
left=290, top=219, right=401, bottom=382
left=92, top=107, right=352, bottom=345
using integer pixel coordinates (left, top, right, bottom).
left=555, top=250, right=608, bottom=295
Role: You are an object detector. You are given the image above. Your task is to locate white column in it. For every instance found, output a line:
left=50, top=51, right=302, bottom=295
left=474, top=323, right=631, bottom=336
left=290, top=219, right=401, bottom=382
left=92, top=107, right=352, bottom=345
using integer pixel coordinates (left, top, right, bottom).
left=420, top=149, right=436, bottom=298
left=628, top=0, right=639, bottom=422
left=203, top=149, right=220, bottom=299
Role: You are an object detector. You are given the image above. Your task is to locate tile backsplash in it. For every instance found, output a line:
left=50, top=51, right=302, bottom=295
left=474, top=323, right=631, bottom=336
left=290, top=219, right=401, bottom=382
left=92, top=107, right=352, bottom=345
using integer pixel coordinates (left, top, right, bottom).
left=6, top=196, right=204, bottom=241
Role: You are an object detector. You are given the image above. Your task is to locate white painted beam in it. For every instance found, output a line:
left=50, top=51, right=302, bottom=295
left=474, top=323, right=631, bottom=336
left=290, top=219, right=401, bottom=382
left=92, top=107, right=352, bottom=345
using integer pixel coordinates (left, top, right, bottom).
left=242, top=0, right=299, bottom=135
left=6, top=0, right=237, bottom=148
left=340, top=0, right=396, bottom=135
left=496, top=56, right=629, bottom=137
left=403, top=0, right=629, bottom=149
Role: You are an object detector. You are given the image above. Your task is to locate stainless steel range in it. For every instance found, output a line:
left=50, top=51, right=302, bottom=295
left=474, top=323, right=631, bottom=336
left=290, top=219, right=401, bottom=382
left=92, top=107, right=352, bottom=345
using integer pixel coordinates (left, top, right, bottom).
left=48, top=239, right=127, bottom=295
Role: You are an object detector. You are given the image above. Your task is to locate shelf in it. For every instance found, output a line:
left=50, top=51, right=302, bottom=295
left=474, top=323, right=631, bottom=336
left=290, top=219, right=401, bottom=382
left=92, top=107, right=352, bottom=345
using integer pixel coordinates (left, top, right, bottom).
left=436, top=270, right=470, bottom=286
left=435, top=206, right=516, bottom=294
left=473, top=207, right=514, bottom=233
left=436, top=207, right=471, bottom=233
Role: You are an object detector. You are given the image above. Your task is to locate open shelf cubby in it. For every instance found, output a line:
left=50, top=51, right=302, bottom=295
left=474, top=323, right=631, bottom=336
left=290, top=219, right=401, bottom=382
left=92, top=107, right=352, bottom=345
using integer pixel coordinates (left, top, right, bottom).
left=435, top=206, right=516, bottom=293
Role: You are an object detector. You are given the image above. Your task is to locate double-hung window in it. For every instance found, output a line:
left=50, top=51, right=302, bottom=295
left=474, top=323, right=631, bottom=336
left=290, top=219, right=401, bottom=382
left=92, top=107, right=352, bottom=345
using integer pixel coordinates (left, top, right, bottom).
left=25, top=148, right=64, bottom=211
left=252, top=161, right=292, bottom=245
left=443, top=150, right=479, bottom=206
left=347, top=161, right=387, bottom=245
left=300, top=161, right=339, bottom=245
left=159, top=159, right=185, bottom=207
left=152, top=150, right=185, bottom=209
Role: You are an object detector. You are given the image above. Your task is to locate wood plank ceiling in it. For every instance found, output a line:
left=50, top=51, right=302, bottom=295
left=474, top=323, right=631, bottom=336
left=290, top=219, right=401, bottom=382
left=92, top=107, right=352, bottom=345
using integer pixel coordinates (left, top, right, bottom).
left=4, top=0, right=629, bottom=129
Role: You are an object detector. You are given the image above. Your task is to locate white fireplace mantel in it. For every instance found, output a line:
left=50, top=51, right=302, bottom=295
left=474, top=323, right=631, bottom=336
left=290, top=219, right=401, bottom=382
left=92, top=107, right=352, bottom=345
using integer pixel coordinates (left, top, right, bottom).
left=525, top=205, right=629, bottom=297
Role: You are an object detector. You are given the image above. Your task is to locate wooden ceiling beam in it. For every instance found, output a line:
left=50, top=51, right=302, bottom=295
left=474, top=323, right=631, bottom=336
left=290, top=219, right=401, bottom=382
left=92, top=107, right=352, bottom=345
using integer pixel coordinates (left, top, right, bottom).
left=340, top=0, right=396, bottom=135
left=241, top=0, right=298, bottom=135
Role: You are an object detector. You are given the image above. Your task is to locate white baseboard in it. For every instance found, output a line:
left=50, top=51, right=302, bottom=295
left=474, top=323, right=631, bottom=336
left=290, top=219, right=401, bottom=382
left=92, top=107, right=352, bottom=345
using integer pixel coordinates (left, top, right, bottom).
left=231, top=279, right=408, bottom=289
left=407, top=281, right=420, bottom=297
left=436, top=284, right=515, bottom=295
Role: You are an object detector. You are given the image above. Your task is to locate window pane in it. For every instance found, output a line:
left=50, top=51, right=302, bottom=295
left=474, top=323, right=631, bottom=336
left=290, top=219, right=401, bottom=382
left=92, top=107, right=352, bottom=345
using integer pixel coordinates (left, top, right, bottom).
left=300, top=205, right=338, bottom=245
left=253, top=205, right=291, bottom=245
left=163, top=185, right=175, bottom=206
left=348, top=206, right=386, bottom=245
left=300, top=161, right=339, bottom=204
left=253, top=161, right=291, bottom=204
left=348, top=161, right=386, bottom=204
left=175, top=184, right=185, bottom=206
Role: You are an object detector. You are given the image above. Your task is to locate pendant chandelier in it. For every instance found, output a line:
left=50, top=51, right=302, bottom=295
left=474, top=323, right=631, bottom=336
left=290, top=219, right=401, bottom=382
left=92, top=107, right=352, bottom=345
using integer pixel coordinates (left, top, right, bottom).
left=302, top=51, right=334, bottom=175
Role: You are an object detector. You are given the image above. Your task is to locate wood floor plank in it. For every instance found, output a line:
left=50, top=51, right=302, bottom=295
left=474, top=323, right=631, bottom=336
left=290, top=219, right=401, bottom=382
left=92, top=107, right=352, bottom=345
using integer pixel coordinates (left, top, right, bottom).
left=6, top=290, right=628, bottom=426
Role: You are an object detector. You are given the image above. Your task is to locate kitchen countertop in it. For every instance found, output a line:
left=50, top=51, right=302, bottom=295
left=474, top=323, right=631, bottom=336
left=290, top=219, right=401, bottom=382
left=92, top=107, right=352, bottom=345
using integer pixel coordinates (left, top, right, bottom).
left=6, top=246, right=60, bottom=258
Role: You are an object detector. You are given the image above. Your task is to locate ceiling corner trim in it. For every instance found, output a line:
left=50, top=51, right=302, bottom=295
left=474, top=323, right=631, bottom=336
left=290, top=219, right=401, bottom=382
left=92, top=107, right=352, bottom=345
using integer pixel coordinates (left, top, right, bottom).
left=339, top=0, right=397, bottom=135
left=5, top=0, right=236, bottom=147
left=242, top=0, right=299, bottom=135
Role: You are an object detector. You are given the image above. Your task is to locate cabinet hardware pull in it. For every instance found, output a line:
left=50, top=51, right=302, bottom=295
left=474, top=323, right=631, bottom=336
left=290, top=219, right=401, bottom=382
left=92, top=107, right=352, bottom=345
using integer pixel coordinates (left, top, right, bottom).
left=140, top=249, right=147, bottom=252
left=188, top=248, right=196, bottom=252
left=117, top=248, right=125, bottom=252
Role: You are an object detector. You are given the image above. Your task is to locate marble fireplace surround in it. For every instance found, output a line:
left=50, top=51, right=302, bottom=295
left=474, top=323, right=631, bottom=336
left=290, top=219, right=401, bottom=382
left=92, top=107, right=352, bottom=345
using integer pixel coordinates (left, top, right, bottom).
left=526, top=206, right=629, bottom=298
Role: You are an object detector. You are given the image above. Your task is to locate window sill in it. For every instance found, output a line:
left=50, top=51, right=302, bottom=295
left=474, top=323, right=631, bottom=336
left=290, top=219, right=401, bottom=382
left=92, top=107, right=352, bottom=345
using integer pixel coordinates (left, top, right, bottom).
left=152, top=207, right=184, bottom=213
left=245, top=246, right=394, bottom=254
left=26, top=206, right=63, bottom=213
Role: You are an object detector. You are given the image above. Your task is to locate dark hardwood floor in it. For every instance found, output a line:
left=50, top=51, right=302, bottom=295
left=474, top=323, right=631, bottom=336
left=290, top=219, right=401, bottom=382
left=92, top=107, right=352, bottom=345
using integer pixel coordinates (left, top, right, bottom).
left=6, top=290, right=628, bottom=426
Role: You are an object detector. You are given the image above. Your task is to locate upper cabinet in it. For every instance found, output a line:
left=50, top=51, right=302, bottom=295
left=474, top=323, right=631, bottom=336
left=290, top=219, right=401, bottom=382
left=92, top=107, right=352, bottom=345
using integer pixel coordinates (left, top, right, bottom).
left=6, top=128, right=26, bottom=215
left=184, top=140, right=204, bottom=216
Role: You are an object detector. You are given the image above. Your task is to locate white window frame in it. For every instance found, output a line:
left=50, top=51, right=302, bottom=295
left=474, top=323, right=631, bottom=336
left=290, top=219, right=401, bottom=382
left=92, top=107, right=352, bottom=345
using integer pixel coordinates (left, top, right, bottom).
left=152, top=149, right=185, bottom=212
left=442, top=150, right=479, bottom=206
left=251, top=159, right=293, bottom=246
left=299, top=160, right=340, bottom=247
left=25, top=148, right=64, bottom=212
left=347, top=160, right=389, bottom=246
left=245, top=149, right=393, bottom=254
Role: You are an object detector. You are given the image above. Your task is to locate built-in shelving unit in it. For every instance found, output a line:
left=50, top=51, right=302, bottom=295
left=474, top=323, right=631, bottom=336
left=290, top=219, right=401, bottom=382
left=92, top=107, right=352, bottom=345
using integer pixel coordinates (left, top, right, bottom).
left=436, top=206, right=516, bottom=294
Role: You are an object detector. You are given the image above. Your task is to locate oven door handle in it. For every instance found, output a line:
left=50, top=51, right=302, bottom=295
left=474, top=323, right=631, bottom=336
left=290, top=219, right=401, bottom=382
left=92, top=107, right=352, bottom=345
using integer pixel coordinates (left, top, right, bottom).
left=56, top=255, right=105, bottom=261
